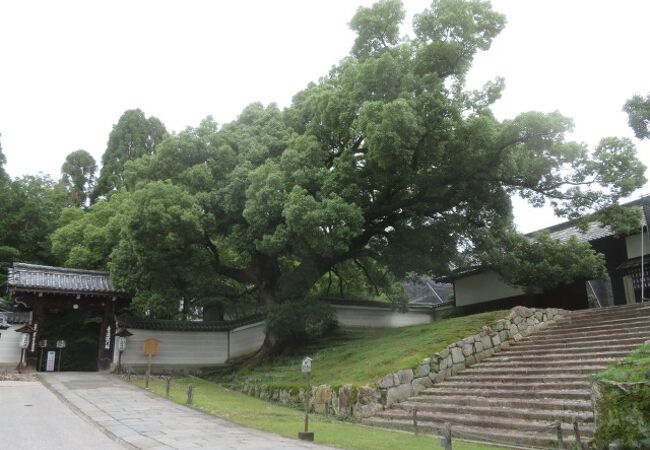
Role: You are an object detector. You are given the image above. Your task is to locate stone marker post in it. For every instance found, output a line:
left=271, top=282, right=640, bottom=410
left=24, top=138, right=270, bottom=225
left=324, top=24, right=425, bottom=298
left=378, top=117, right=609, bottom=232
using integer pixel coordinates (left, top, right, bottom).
left=298, top=357, right=314, bottom=442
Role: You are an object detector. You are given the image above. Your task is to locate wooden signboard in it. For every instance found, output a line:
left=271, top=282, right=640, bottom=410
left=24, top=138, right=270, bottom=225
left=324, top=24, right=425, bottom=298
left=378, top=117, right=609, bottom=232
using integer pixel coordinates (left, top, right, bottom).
left=142, top=338, right=160, bottom=356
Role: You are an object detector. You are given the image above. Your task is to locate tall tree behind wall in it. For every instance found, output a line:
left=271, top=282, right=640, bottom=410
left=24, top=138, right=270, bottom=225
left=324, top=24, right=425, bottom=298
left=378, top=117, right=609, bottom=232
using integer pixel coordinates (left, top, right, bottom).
left=92, top=109, right=167, bottom=202
left=61, top=149, right=97, bottom=207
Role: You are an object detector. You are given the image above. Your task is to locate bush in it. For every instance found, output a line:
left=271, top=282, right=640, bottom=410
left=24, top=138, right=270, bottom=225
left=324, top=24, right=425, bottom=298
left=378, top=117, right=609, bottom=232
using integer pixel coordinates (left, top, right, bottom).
left=265, top=299, right=337, bottom=347
left=592, top=344, right=650, bottom=449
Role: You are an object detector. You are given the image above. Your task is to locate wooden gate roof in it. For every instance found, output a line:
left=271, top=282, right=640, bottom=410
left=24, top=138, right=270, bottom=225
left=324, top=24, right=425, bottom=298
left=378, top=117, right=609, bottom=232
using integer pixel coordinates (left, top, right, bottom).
left=7, top=263, right=128, bottom=297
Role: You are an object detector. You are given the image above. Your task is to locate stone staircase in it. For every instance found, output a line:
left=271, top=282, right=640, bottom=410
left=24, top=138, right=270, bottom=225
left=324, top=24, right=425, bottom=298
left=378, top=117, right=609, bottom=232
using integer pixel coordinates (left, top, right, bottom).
left=363, top=303, right=650, bottom=448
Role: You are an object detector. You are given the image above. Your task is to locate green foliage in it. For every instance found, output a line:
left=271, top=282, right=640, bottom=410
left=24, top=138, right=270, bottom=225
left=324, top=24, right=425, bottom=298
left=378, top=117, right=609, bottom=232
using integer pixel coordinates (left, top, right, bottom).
left=0, top=175, right=67, bottom=289
left=592, top=344, right=650, bottom=449
left=138, top=377, right=508, bottom=450
left=623, top=93, right=650, bottom=140
left=51, top=1, right=645, bottom=348
left=61, top=149, right=97, bottom=207
left=92, top=109, right=167, bottom=201
left=265, top=299, right=337, bottom=346
left=481, top=231, right=606, bottom=289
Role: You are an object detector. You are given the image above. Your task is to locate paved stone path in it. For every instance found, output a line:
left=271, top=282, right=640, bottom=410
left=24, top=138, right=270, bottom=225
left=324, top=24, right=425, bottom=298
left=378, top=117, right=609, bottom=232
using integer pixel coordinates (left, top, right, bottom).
left=40, top=372, right=333, bottom=450
left=0, top=380, right=124, bottom=450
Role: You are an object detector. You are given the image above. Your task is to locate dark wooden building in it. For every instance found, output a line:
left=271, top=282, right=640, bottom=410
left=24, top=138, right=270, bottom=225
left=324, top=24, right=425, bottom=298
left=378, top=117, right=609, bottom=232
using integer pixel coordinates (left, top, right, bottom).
left=451, top=198, right=650, bottom=312
left=6, top=263, right=131, bottom=370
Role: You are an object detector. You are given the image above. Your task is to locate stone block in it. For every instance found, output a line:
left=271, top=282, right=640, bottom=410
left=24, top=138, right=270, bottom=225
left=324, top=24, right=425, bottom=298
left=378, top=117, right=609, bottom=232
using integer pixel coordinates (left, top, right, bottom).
left=495, top=321, right=504, bottom=331
left=462, top=336, right=475, bottom=345
left=412, top=376, right=433, bottom=394
left=491, top=334, right=501, bottom=347
left=451, top=347, right=465, bottom=364
left=378, top=374, right=396, bottom=389
left=415, top=363, right=430, bottom=378
left=498, top=330, right=509, bottom=342
left=338, top=385, right=353, bottom=416
left=513, top=315, right=523, bottom=325
left=480, top=335, right=493, bottom=350
left=462, top=343, right=474, bottom=357
left=386, top=383, right=414, bottom=407
left=313, top=385, right=332, bottom=414
left=354, top=386, right=381, bottom=418
left=439, top=356, right=449, bottom=370
left=474, top=341, right=483, bottom=353
left=439, top=348, right=450, bottom=359
left=465, top=355, right=476, bottom=367
left=513, top=333, right=523, bottom=341
left=397, top=369, right=414, bottom=385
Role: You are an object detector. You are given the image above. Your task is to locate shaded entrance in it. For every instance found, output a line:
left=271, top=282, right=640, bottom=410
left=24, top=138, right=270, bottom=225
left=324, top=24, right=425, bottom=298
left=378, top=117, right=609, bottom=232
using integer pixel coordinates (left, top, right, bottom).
left=37, top=309, right=102, bottom=371
left=6, top=263, right=131, bottom=371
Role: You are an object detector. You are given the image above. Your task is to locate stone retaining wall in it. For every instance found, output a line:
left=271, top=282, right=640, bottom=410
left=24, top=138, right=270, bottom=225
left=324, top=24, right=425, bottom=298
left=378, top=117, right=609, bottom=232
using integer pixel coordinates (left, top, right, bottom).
left=238, top=306, right=567, bottom=419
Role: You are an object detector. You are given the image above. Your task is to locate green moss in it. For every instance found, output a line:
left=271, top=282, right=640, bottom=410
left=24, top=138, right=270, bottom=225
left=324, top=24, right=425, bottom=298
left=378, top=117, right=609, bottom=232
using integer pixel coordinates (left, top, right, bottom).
left=214, top=310, right=506, bottom=391
left=592, top=344, right=650, bottom=449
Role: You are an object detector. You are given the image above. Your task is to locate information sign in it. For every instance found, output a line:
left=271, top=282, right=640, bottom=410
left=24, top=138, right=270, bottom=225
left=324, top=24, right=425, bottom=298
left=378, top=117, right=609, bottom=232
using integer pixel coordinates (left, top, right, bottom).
left=46, top=351, right=56, bottom=371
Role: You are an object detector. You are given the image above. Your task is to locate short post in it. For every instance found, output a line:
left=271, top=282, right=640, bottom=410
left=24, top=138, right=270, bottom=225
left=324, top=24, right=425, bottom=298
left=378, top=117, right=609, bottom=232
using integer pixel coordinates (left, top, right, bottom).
left=555, top=422, right=564, bottom=448
left=572, top=418, right=582, bottom=449
left=412, top=408, right=419, bottom=435
left=38, top=340, right=47, bottom=371
left=165, top=376, right=172, bottom=398
left=298, top=356, right=314, bottom=442
left=440, top=422, right=452, bottom=450
left=56, top=340, right=66, bottom=372
left=145, top=353, right=151, bottom=389
left=186, top=384, right=193, bottom=405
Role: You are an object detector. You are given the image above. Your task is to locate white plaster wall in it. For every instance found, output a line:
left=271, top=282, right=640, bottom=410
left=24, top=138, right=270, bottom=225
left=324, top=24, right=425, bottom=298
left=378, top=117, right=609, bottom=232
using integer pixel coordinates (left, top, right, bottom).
left=229, top=322, right=265, bottom=359
left=455, top=270, right=526, bottom=306
left=333, top=305, right=433, bottom=327
left=115, top=329, right=229, bottom=368
left=0, top=325, right=24, bottom=367
left=625, top=233, right=650, bottom=259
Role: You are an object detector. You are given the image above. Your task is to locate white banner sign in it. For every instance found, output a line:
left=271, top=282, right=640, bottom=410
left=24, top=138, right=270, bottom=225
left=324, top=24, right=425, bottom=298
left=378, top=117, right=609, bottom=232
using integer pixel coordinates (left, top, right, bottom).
left=46, top=351, right=56, bottom=371
left=104, top=325, right=112, bottom=350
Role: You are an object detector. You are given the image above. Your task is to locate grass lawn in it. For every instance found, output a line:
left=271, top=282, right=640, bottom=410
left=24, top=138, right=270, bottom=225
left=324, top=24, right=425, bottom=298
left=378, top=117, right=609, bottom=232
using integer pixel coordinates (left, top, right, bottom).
left=219, top=310, right=507, bottom=389
left=592, top=343, right=650, bottom=382
left=135, top=376, right=509, bottom=450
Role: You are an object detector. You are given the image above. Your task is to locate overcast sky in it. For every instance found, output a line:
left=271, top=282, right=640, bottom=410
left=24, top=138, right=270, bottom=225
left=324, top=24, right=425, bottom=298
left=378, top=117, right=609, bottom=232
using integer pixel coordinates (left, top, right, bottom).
left=1, top=0, right=648, bottom=233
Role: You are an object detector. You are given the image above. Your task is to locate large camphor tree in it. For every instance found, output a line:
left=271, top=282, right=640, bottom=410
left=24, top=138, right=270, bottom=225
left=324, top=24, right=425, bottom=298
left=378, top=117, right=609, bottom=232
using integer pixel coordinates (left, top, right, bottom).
left=52, top=0, right=646, bottom=352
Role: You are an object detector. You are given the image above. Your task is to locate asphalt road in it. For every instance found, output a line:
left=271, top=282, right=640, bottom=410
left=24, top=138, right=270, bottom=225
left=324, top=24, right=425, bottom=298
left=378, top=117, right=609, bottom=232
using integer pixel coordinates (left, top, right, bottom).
left=0, top=380, right=125, bottom=450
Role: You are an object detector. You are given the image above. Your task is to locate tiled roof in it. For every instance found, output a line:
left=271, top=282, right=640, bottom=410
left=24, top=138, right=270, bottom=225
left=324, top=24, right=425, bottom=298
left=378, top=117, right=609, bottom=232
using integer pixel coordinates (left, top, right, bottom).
left=116, top=314, right=264, bottom=332
left=7, top=263, right=126, bottom=296
left=526, top=198, right=646, bottom=243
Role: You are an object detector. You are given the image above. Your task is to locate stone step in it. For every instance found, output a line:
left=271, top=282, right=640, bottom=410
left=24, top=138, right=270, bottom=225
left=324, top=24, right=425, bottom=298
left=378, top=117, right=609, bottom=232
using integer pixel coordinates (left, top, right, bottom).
left=537, top=320, right=650, bottom=338
left=547, top=315, right=650, bottom=332
left=500, top=343, right=641, bottom=356
left=395, top=401, right=594, bottom=424
left=507, top=335, right=648, bottom=351
left=460, top=365, right=607, bottom=376
left=475, top=357, right=617, bottom=368
left=451, top=374, right=589, bottom=383
left=522, top=329, right=650, bottom=345
left=407, top=394, right=593, bottom=412
left=362, top=417, right=590, bottom=447
left=489, top=350, right=630, bottom=362
left=567, top=304, right=650, bottom=317
left=561, top=308, right=650, bottom=321
left=438, top=381, right=591, bottom=391
left=536, top=321, right=650, bottom=336
left=373, top=409, right=594, bottom=436
left=419, top=388, right=591, bottom=401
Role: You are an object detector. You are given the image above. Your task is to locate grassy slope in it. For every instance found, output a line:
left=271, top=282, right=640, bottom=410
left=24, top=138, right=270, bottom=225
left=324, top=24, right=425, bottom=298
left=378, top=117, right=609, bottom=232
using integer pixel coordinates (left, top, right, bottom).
left=136, top=377, right=508, bottom=450
left=225, top=310, right=506, bottom=389
left=592, top=343, right=650, bottom=382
